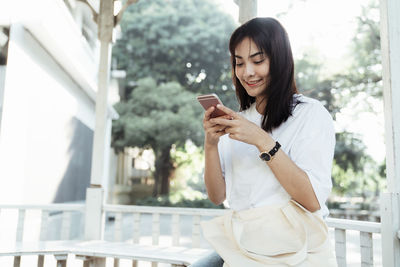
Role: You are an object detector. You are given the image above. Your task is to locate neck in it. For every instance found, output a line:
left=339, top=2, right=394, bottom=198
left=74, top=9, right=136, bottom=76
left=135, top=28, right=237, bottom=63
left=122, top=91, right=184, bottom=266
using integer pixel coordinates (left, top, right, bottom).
left=255, top=97, right=267, bottom=114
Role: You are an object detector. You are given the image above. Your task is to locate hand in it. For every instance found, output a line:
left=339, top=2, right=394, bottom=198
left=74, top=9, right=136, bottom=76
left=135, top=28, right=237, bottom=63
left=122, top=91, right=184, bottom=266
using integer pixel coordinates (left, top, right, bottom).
left=203, top=106, right=231, bottom=147
left=210, top=104, right=274, bottom=148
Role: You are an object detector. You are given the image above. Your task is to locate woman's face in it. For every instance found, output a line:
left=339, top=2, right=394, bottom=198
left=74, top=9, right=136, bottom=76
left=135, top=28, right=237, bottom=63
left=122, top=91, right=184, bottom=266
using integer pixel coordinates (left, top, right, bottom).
left=234, top=37, right=270, bottom=101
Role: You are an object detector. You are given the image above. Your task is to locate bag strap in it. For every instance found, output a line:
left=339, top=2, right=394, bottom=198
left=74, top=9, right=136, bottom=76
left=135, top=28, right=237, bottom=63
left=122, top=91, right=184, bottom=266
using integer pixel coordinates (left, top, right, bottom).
left=290, top=200, right=331, bottom=254
left=224, top=202, right=308, bottom=266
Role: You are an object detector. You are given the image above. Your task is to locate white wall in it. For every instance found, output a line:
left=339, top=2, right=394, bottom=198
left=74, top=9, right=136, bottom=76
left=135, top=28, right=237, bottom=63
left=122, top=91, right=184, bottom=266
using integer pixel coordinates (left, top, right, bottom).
left=0, top=66, right=5, bottom=131
left=0, top=24, right=95, bottom=204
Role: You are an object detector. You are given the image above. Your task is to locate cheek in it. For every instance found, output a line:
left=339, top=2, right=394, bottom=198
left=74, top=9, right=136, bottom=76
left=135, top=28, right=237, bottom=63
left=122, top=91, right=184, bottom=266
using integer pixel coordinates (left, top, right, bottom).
left=258, top=66, right=269, bottom=79
left=235, top=68, right=242, bottom=79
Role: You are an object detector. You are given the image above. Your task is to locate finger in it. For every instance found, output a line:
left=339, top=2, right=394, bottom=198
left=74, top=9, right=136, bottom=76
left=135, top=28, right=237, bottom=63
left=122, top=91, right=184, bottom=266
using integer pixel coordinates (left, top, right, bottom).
left=214, top=125, right=227, bottom=133
left=209, top=117, right=236, bottom=127
left=216, top=104, right=238, bottom=119
left=206, top=124, right=227, bottom=133
left=203, top=106, right=215, bottom=121
left=224, top=127, right=238, bottom=136
left=228, top=133, right=239, bottom=141
left=203, top=118, right=222, bottom=129
left=216, top=131, right=227, bottom=137
left=223, top=114, right=234, bottom=120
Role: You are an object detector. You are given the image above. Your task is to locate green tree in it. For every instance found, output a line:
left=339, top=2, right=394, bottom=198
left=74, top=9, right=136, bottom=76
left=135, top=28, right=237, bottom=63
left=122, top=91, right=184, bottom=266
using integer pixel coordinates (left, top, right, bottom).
left=331, top=0, right=382, bottom=110
left=112, top=0, right=239, bottom=196
left=294, top=0, right=385, bottom=197
left=112, top=0, right=238, bottom=108
left=112, top=78, right=204, bottom=195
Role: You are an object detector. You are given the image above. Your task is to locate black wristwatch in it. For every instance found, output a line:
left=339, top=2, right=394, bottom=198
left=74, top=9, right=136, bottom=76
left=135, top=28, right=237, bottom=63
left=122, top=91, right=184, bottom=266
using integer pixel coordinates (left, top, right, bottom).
left=259, top=141, right=281, bottom=162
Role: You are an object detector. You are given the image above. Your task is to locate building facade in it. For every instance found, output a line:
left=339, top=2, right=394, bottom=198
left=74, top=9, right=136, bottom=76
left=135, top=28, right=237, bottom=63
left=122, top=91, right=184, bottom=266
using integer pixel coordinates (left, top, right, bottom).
left=0, top=0, right=117, bottom=204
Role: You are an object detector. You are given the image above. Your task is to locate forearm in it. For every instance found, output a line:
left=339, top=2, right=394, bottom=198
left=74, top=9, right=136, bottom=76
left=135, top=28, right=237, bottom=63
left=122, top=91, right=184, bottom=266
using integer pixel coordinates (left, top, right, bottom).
left=204, top=143, right=226, bottom=205
left=255, top=132, right=320, bottom=212
left=267, top=150, right=320, bottom=212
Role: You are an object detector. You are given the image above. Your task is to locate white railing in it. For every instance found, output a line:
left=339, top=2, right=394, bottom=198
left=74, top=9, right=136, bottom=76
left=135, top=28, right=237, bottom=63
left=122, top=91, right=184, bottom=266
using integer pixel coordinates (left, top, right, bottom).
left=0, top=204, right=85, bottom=266
left=326, top=218, right=380, bottom=267
left=0, top=204, right=382, bottom=266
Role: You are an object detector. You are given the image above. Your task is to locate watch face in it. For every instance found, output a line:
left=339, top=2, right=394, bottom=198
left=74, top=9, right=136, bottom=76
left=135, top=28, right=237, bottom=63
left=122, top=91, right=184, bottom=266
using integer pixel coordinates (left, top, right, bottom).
left=260, top=152, right=271, bottom=161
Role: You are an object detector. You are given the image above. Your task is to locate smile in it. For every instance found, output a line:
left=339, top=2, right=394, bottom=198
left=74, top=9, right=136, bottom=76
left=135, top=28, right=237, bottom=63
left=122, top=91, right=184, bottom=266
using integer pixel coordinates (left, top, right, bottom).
left=245, top=79, right=262, bottom=87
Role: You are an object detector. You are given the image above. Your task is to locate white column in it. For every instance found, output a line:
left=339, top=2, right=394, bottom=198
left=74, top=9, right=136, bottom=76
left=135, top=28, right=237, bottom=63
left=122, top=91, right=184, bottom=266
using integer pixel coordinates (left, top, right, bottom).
left=84, top=187, right=105, bottom=240
left=235, top=0, right=257, bottom=24
left=90, top=40, right=112, bottom=186
left=85, top=0, right=114, bottom=240
left=379, top=0, right=400, bottom=266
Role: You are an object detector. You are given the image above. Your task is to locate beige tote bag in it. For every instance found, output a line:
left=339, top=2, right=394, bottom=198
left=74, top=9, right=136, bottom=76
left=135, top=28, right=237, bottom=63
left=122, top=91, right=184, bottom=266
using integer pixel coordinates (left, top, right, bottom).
left=201, top=201, right=337, bottom=267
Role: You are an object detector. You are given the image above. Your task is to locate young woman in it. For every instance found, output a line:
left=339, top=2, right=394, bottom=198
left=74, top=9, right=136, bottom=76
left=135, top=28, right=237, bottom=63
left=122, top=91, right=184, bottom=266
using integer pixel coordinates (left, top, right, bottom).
left=191, top=17, right=337, bottom=267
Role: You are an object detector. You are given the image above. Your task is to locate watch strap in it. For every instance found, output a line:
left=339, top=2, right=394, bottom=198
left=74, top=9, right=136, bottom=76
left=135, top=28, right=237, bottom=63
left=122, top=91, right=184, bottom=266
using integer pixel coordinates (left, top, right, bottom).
left=268, top=141, right=281, bottom=157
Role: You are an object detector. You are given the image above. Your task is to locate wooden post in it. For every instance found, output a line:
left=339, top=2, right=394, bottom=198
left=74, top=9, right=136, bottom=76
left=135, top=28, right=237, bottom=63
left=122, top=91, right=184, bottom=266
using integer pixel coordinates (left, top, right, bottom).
left=85, top=187, right=105, bottom=240
left=90, top=0, right=113, bottom=187
left=379, top=0, right=400, bottom=266
left=85, top=0, right=113, bottom=241
left=235, top=0, right=257, bottom=24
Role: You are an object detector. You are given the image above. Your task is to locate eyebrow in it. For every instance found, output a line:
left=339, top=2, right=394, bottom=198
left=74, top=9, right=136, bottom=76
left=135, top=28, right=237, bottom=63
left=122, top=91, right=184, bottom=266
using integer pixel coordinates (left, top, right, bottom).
left=235, top=52, right=264, bottom=59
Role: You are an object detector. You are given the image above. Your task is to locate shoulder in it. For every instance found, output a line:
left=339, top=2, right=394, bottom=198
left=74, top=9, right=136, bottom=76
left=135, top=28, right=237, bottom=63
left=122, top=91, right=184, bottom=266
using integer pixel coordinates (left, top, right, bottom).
left=292, top=94, right=332, bottom=121
left=291, top=94, right=334, bottom=134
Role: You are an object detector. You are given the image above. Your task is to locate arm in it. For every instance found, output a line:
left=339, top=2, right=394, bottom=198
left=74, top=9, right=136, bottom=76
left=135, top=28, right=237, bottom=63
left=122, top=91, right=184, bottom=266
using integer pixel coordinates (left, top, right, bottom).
left=202, top=107, right=227, bottom=205
left=211, top=104, right=321, bottom=212
left=254, top=133, right=321, bottom=212
left=204, top=143, right=226, bottom=205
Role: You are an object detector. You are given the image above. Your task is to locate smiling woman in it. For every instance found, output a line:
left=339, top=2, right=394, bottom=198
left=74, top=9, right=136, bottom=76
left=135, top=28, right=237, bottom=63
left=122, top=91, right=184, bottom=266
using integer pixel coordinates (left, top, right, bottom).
left=229, top=17, right=298, bottom=132
left=233, top=42, right=270, bottom=101
left=192, top=17, right=338, bottom=267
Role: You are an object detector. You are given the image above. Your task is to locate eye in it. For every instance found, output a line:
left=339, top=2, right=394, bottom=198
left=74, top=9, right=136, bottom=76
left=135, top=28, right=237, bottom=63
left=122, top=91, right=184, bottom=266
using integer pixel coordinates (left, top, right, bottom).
left=254, top=59, right=264, bottom=64
left=235, top=63, right=243, bottom=67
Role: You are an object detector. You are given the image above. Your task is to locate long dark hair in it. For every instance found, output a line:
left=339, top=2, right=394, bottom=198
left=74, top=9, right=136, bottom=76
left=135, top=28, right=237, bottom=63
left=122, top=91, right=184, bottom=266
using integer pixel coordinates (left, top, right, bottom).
left=229, top=17, right=299, bottom=132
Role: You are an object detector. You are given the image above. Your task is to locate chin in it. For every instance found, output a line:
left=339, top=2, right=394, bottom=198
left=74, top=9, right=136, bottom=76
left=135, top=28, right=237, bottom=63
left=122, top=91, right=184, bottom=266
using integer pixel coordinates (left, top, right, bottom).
left=244, top=88, right=264, bottom=98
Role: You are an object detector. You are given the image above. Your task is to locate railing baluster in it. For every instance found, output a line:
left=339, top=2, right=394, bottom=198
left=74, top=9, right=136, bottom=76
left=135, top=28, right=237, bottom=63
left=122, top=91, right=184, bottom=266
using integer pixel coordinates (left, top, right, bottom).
left=61, top=211, right=71, bottom=240
left=192, top=215, right=201, bottom=248
left=360, top=231, right=373, bottom=267
left=152, top=213, right=160, bottom=267
left=172, top=214, right=180, bottom=246
left=16, top=209, right=25, bottom=242
left=13, top=255, right=21, bottom=267
left=335, top=228, right=347, bottom=267
left=14, top=209, right=25, bottom=267
left=114, top=212, right=123, bottom=241
left=38, top=210, right=49, bottom=267
left=133, top=212, right=141, bottom=244
left=152, top=213, right=160, bottom=245
left=132, top=212, right=141, bottom=267
left=114, top=212, right=123, bottom=267
left=37, top=254, right=44, bottom=267
left=40, top=210, right=49, bottom=241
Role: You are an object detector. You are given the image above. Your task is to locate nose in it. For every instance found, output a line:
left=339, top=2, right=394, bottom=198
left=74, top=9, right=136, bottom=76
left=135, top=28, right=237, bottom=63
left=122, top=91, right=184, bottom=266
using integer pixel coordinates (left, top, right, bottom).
left=243, top=63, right=255, bottom=79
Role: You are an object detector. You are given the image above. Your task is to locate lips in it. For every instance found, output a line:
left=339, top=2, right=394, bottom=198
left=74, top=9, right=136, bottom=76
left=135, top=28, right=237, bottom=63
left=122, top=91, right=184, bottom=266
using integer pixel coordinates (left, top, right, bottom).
left=245, top=79, right=262, bottom=87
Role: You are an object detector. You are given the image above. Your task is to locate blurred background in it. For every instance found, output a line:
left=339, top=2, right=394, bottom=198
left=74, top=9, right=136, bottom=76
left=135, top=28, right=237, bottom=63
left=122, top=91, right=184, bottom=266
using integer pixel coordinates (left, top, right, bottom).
left=110, top=0, right=384, bottom=221
left=0, top=0, right=384, bottom=221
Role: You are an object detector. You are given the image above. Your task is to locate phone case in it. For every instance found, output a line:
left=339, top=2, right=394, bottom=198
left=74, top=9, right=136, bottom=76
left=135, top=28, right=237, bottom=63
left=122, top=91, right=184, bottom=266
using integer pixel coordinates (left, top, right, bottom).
left=197, top=94, right=227, bottom=118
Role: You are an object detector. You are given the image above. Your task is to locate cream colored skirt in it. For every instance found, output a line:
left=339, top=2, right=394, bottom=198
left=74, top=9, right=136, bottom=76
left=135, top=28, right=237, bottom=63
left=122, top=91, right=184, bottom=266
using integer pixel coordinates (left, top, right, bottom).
left=201, top=201, right=338, bottom=267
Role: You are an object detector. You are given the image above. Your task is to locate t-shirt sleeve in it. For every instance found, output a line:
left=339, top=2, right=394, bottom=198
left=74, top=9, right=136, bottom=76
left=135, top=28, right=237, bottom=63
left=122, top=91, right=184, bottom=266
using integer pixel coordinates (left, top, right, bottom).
left=289, top=102, right=336, bottom=211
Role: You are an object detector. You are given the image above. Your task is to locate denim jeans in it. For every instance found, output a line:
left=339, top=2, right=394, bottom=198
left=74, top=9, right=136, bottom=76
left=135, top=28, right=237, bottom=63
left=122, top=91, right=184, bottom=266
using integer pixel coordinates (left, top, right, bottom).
left=189, top=251, right=224, bottom=267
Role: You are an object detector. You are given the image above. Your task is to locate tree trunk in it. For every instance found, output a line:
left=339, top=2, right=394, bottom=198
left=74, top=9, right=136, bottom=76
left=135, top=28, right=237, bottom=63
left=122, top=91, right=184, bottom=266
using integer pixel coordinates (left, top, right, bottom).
left=152, top=146, right=173, bottom=196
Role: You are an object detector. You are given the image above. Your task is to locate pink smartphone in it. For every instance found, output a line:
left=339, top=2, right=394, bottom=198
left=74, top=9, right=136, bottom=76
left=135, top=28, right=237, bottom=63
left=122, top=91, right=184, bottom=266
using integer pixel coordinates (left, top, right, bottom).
left=197, top=93, right=227, bottom=118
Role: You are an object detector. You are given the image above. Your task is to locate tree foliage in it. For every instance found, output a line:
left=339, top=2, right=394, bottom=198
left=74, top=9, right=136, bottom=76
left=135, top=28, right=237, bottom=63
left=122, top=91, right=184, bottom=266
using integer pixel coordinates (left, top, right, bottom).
left=112, top=0, right=238, bottom=196
left=295, top=0, right=385, bottom=197
left=112, top=0, right=238, bottom=108
left=112, top=78, right=203, bottom=195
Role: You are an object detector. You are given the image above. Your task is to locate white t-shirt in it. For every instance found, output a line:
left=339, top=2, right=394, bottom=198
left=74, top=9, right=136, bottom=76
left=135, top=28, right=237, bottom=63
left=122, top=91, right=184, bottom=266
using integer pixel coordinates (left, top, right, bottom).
left=217, top=94, right=335, bottom=218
